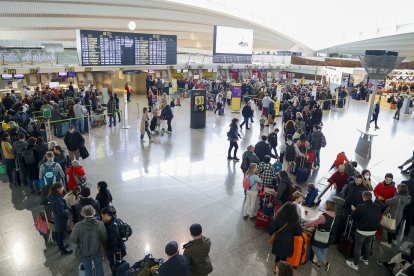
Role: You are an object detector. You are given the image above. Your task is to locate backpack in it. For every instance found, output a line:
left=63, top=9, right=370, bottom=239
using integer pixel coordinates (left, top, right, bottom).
left=22, top=148, right=36, bottom=165
left=242, top=175, right=251, bottom=190
left=79, top=222, right=101, bottom=256
left=240, top=155, right=250, bottom=173
left=118, top=218, right=132, bottom=242
left=43, top=162, right=58, bottom=186
left=320, top=134, right=327, bottom=148
left=285, top=143, right=296, bottom=162
left=27, top=120, right=38, bottom=134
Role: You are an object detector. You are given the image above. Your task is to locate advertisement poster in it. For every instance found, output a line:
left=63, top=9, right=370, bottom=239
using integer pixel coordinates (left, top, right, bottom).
left=231, top=83, right=242, bottom=112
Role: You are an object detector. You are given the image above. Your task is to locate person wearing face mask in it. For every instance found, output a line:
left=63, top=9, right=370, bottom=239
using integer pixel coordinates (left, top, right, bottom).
left=327, top=165, right=349, bottom=195
left=361, top=169, right=374, bottom=191
left=343, top=174, right=368, bottom=213
left=374, top=173, right=396, bottom=205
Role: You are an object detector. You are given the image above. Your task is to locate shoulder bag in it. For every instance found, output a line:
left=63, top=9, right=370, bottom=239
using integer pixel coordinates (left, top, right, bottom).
left=380, top=198, right=401, bottom=231
left=268, top=223, right=288, bottom=245
left=314, top=214, right=335, bottom=244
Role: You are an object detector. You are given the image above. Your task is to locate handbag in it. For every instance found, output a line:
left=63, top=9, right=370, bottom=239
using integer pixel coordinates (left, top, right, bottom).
left=34, top=214, right=48, bottom=235
left=79, top=144, right=89, bottom=159
left=314, top=214, right=335, bottom=244
left=268, top=223, right=288, bottom=245
left=380, top=198, right=400, bottom=231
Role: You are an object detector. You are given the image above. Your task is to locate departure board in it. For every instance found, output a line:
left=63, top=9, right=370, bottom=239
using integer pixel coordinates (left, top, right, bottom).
left=76, top=30, right=177, bottom=66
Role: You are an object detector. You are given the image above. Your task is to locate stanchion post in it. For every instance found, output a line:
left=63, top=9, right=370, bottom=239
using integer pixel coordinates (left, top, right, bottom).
left=46, top=120, right=52, bottom=142
left=121, top=90, right=130, bottom=129
left=137, top=102, right=140, bottom=118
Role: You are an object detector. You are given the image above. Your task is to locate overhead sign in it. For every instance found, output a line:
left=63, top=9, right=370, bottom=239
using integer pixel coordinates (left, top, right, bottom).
left=213, top=26, right=253, bottom=64
left=76, top=29, right=177, bottom=66
left=7, top=69, right=16, bottom=75
left=65, top=67, right=75, bottom=72
left=29, top=68, right=39, bottom=74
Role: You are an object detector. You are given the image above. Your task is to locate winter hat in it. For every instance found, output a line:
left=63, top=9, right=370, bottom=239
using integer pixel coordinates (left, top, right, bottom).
left=72, top=160, right=81, bottom=167
left=80, top=187, right=90, bottom=198
left=165, top=241, right=178, bottom=256
left=190, top=223, right=202, bottom=236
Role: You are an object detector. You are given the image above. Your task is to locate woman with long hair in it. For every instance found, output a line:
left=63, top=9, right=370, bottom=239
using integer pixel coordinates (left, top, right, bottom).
left=361, top=169, right=374, bottom=191
left=243, top=163, right=263, bottom=219
left=270, top=202, right=302, bottom=269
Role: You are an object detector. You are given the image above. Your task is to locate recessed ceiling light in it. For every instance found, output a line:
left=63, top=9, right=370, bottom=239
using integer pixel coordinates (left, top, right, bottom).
left=128, top=21, right=136, bottom=31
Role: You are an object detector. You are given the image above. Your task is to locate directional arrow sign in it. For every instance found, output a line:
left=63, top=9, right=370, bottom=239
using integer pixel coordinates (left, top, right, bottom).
left=198, top=105, right=205, bottom=111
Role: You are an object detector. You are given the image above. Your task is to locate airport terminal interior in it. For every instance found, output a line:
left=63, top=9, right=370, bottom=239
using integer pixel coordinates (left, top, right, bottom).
left=0, top=1, right=414, bottom=276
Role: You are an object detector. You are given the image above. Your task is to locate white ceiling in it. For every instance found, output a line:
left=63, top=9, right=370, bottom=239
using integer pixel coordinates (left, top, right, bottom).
left=0, top=0, right=311, bottom=54
left=319, top=32, right=414, bottom=61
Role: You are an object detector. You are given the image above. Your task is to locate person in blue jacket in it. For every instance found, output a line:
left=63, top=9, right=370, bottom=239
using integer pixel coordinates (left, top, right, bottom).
left=161, top=103, right=174, bottom=133
left=304, top=183, right=319, bottom=207
left=158, top=241, right=189, bottom=276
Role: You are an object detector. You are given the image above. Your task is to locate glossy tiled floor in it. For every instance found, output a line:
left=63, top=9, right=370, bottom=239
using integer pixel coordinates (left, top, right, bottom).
left=1, top=95, right=413, bottom=276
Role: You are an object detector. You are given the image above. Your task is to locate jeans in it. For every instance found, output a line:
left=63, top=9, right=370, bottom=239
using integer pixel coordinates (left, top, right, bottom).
left=5, top=158, right=15, bottom=183
left=214, top=102, right=222, bottom=113
left=167, top=118, right=172, bottom=132
left=394, top=108, right=401, bottom=119
left=56, top=231, right=66, bottom=251
left=240, top=116, right=249, bottom=129
left=370, top=114, right=378, bottom=128
left=108, top=115, right=116, bottom=126
left=228, top=141, right=238, bottom=158
left=312, top=245, right=328, bottom=264
left=141, top=127, right=152, bottom=140
left=81, top=254, right=104, bottom=276
left=313, top=149, right=320, bottom=167
left=27, top=178, right=40, bottom=193
left=353, top=232, right=373, bottom=266
left=75, top=118, right=84, bottom=133
left=244, top=190, right=258, bottom=217
left=53, top=123, right=62, bottom=136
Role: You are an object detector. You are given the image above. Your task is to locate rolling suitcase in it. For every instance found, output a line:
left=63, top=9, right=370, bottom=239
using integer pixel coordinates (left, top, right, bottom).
left=286, top=233, right=309, bottom=267
left=255, top=209, right=270, bottom=230
left=338, top=215, right=354, bottom=258
left=218, top=107, right=224, bottom=115
left=296, top=167, right=310, bottom=183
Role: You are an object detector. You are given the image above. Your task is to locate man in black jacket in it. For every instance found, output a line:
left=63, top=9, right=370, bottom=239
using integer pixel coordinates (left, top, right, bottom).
left=346, top=191, right=381, bottom=271
left=342, top=174, right=367, bottom=213
left=64, top=125, right=85, bottom=161
left=74, top=188, right=100, bottom=223
left=394, top=96, right=404, bottom=120
left=254, top=135, right=277, bottom=162
left=239, top=102, right=252, bottom=130
left=370, top=100, right=380, bottom=130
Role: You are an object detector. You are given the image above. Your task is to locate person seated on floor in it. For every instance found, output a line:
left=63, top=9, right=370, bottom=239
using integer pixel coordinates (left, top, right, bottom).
left=304, top=183, right=319, bottom=207
left=398, top=150, right=414, bottom=174
left=377, top=244, right=414, bottom=275
left=327, top=164, right=349, bottom=195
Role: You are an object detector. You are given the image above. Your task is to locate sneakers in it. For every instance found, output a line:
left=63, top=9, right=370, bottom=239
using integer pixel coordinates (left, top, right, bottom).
left=398, top=165, right=404, bottom=170
left=313, top=165, right=319, bottom=170
left=360, top=257, right=369, bottom=265
left=227, top=156, right=233, bottom=160
left=380, top=241, right=392, bottom=248
left=61, top=249, right=73, bottom=255
left=325, top=262, right=330, bottom=272
left=311, top=261, right=320, bottom=269
left=346, top=260, right=358, bottom=270
left=149, top=139, right=154, bottom=142
left=233, top=157, right=240, bottom=162
left=377, top=260, right=392, bottom=273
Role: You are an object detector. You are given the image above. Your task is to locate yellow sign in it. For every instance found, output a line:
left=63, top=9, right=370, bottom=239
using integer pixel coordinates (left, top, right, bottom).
left=84, top=67, right=92, bottom=72
left=195, top=96, right=204, bottom=105
left=7, top=69, right=16, bottom=75
left=274, top=100, right=280, bottom=114
left=65, top=67, right=75, bottom=72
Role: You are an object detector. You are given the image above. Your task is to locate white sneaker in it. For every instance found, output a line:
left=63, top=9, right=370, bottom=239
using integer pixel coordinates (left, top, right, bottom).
left=380, top=241, right=392, bottom=248
left=360, top=256, right=369, bottom=265
left=346, top=260, right=358, bottom=270
left=392, top=239, right=398, bottom=246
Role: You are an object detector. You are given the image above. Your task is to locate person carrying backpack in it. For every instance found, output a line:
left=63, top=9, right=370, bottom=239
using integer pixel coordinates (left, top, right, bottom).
left=280, top=134, right=303, bottom=171
left=21, top=137, right=42, bottom=193
left=70, top=205, right=107, bottom=276
left=241, top=145, right=260, bottom=174
left=39, top=151, right=65, bottom=190
left=14, top=106, right=29, bottom=129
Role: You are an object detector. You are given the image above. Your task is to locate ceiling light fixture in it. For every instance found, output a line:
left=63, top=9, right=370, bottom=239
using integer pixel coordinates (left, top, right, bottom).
left=128, top=21, right=136, bottom=31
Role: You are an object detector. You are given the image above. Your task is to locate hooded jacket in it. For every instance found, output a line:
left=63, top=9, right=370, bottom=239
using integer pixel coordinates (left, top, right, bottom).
left=70, top=217, right=107, bottom=257
left=66, top=165, right=86, bottom=191
left=183, top=236, right=213, bottom=276
left=310, top=130, right=324, bottom=150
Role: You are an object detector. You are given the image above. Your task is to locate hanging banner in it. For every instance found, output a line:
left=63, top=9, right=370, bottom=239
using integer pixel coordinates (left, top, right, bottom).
left=231, top=83, right=242, bottom=112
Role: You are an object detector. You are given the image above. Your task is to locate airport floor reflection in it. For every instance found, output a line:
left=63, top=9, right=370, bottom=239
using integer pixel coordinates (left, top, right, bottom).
left=1, top=96, right=413, bottom=275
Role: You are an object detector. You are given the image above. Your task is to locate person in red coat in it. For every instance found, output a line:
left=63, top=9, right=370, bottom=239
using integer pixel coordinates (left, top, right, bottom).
left=373, top=173, right=396, bottom=203
left=330, top=152, right=349, bottom=171
left=66, top=160, right=86, bottom=190
left=328, top=164, right=349, bottom=195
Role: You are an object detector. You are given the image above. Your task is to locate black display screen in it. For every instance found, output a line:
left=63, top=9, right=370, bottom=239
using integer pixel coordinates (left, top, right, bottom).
left=77, top=30, right=177, bottom=66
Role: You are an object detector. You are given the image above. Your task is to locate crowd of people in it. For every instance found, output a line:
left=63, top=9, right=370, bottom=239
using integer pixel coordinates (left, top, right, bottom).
left=222, top=79, right=414, bottom=275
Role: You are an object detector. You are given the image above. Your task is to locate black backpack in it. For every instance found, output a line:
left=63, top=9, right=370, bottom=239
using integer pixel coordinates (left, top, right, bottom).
left=23, top=147, right=36, bottom=165
left=118, top=218, right=132, bottom=242
left=240, top=154, right=250, bottom=173
left=285, top=143, right=296, bottom=162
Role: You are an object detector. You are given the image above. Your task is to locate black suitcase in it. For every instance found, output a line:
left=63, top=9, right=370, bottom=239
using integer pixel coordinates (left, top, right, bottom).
left=338, top=216, right=354, bottom=258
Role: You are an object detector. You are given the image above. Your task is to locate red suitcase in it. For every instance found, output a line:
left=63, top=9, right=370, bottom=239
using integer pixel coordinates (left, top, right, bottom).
left=255, top=209, right=270, bottom=230
left=338, top=216, right=354, bottom=258
left=286, top=233, right=309, bottom=267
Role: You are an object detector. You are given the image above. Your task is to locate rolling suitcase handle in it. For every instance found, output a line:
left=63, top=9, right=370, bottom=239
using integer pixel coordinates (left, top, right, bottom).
left=344, top=215, right=353, bottom=239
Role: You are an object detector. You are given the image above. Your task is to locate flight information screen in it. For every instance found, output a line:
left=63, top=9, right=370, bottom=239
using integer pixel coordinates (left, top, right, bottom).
left=76, top=30, right=177, bottom=66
